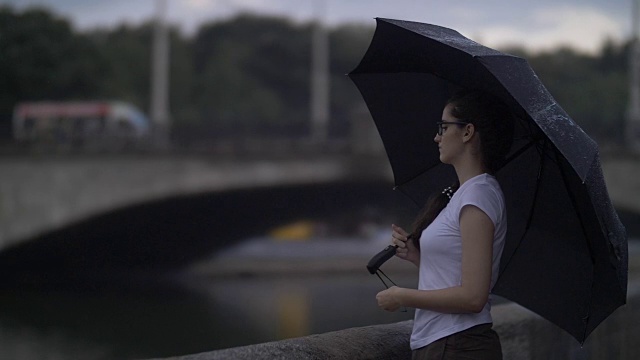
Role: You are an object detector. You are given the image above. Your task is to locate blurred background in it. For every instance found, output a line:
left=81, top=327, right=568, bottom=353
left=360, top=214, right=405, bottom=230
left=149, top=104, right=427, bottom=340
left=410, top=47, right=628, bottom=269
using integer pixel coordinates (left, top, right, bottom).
left=0, top=0, right=639, bottom=359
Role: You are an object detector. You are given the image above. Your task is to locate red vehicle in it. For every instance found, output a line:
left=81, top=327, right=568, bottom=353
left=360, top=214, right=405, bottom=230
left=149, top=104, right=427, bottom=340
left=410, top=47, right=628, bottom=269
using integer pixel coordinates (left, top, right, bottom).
left=13, top=101, right=150, bottom=147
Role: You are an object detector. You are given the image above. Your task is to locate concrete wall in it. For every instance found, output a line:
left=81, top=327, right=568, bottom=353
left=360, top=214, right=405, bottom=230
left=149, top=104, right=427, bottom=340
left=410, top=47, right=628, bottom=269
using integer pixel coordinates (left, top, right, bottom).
left=0, top=154, right=635, bottom=253
left=152, top=280, right=639, bottom=360
left=0, top=157, right=366, bottom=251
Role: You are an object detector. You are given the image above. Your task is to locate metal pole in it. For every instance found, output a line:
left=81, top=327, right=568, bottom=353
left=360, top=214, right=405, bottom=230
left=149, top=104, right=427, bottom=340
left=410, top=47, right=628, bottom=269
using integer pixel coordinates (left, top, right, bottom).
left=310, top=0, right=329, bottom=144
left=627, top=0, right=640, bottom=152
left=150, top=0, right=171, bottom=148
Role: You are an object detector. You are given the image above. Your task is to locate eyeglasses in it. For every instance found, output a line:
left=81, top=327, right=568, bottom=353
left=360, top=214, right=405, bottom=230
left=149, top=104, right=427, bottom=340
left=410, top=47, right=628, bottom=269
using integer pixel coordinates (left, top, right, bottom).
left=436, top=121, right=470, bottom=136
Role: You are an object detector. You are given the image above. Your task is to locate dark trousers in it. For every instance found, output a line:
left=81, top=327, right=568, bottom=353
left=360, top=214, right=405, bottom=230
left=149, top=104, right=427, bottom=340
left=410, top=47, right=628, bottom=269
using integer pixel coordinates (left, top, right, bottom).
left=411, top=323, right=502, bottom=360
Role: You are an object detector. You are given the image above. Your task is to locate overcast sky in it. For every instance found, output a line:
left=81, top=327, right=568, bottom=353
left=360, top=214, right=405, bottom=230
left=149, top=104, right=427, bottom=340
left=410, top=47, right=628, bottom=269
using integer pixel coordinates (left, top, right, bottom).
left=4, top=0, right=634, bottom=54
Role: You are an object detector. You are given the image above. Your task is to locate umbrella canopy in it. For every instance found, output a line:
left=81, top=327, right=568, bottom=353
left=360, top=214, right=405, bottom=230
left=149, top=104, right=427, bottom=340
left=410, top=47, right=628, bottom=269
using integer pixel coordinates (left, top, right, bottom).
left=349, top=18, right=628, bottom=344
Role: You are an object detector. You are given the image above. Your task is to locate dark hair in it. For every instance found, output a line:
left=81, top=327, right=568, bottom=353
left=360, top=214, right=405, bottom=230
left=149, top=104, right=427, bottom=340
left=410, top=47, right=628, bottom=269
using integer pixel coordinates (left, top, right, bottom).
left=448, top=90, right=515, bottom=174
left=409, top=89, right=514, bottom=248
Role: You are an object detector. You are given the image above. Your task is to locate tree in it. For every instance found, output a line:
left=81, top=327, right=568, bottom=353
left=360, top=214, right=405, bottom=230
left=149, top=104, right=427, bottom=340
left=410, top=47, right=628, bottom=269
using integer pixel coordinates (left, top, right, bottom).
left=329, top=24, right=375, bottom=137
left=0, top=6, right=629, bottom=146
left=527, top=45, right=628, bottom=143
left=190, top=14, right=314, bottom=140
left=87, top=22, right=195, bottom=144
left=87, top=24, right=153, bottom=111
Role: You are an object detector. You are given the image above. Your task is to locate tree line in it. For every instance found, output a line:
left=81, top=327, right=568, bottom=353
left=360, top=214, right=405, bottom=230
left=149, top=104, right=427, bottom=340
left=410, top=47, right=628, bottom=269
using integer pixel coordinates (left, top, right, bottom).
left=0, top=5, right=630, bottom=146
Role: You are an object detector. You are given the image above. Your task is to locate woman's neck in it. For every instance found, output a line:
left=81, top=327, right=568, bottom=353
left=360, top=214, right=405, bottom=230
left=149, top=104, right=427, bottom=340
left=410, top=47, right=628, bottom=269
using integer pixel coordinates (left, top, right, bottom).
left=454, top=156, right=487, bottom=185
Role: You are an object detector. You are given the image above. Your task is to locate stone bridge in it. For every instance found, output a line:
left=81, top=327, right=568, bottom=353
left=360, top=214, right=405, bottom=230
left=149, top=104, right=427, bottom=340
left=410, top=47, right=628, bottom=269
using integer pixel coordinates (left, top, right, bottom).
left=0, top=153, right=404, bottom=272
left=0, top=152, right=637, bottom=273
left=0, top=154, right=391, bottom=250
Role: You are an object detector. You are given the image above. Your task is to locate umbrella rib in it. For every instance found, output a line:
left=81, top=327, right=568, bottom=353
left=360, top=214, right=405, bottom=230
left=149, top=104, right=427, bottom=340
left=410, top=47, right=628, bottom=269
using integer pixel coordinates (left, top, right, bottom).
left=499, top=137, right=537, bottom=171
left=496, top=140, right=546, bottom=284
left=393, top=163, right=442, bottom=191
left=554, top=150, right=595, bottom=344
left=499, top=113, right=546, bottom=171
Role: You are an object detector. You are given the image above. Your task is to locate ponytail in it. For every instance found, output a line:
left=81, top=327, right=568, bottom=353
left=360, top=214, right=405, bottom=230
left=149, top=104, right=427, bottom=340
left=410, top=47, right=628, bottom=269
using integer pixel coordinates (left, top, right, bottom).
left=409, top=182, right=459, bottom=249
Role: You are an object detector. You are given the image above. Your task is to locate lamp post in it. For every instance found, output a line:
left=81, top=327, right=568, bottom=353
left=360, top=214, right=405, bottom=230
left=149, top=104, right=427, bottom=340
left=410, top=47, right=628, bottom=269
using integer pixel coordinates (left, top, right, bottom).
left=150, top=0, right=171, bottom=149
left=310, top=0, right=329, bottom=145
left=627, top=0, right=640, bottom=152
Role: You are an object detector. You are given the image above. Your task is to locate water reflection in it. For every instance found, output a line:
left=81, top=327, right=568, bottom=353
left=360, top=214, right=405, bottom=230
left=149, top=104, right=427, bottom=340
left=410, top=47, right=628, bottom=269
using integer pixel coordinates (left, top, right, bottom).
left=2, top=235, right=636, bottom=359
left=0, top=276, right=224, bottom=359
left=182, top=272, right=417, bottom=344
left=0, top=236, right=417, bottom=359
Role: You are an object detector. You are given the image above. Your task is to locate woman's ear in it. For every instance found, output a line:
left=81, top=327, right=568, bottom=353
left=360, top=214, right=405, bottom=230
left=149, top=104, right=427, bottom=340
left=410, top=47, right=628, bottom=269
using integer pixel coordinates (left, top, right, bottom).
left=462, top=123, right=475, bottom=143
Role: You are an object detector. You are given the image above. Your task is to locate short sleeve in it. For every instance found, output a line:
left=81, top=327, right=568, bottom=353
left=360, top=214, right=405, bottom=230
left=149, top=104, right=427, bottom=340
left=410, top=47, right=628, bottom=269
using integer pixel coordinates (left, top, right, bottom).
left=457, top=182, right=502, bottom=227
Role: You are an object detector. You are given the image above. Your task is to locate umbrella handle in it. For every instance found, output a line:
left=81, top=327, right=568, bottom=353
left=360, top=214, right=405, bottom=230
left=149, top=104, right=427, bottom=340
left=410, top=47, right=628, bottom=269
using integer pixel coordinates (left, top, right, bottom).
left=366, top=245, right=398, bottom=274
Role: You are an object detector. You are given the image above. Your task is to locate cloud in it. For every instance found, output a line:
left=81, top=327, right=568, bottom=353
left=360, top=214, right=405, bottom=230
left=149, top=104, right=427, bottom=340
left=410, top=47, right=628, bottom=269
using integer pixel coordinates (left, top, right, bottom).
left=184, top=0, right=215, bottom=11
left=469, top=5, right=625, bottom=54
left=9, top=0, right=628, bottom=52
left=446, top=6, right=490, bottom=23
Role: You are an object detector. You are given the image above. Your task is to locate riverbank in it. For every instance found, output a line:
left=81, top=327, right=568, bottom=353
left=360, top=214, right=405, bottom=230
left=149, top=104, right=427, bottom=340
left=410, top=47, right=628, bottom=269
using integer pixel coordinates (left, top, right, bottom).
left=184, top=235, right=417, bottom=278
left=184, top=237, right=640, bottom=279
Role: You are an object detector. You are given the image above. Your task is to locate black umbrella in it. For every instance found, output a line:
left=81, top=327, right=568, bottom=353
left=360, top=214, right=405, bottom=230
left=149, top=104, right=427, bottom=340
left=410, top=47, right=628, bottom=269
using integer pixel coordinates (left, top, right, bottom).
left=348, top=18, right=628, bottom=344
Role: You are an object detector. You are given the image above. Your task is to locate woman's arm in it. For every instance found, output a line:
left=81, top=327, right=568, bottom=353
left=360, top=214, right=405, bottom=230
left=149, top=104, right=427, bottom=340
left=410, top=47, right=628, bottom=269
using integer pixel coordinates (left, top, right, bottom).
left=377, top=205, right=494, bottom=313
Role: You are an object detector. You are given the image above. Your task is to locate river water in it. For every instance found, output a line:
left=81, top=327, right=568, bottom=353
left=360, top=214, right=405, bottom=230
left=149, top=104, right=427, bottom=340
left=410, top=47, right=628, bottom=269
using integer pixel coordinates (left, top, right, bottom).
left=0, top=233, right=419, bottom=359
left=2, top=231, right=636, bottom=360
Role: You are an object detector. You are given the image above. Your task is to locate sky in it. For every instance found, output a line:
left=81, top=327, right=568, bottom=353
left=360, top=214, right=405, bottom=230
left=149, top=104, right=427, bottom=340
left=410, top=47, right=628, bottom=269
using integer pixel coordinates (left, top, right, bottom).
left=3, top=0, right=634, bottom=54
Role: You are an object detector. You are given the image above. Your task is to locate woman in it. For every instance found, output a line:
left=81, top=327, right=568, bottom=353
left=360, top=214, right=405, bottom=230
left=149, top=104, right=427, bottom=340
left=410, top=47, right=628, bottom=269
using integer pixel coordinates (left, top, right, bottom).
left=376, top=90, right=514, bottom=359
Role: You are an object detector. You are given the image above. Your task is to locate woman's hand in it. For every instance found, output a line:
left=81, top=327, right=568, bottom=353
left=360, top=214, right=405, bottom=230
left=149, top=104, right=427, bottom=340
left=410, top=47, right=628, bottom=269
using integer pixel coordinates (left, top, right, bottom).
left=391, top=224, right=420, bottom=266
left=376, top=286, right=403, bottom=312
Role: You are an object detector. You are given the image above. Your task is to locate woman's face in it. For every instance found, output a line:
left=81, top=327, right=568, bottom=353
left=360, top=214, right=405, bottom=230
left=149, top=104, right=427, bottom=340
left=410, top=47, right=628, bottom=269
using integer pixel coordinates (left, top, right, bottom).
left=434, top=103, right=466, bottom=164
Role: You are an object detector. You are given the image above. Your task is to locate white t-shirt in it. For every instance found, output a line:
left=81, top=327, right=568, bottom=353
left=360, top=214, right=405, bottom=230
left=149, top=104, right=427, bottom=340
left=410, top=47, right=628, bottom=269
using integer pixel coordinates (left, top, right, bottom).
left=410, top=173, right=507, bottom=350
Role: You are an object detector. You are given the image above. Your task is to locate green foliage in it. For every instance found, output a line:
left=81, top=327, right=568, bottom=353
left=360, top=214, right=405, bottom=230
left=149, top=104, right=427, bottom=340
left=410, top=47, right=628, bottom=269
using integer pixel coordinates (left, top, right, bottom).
left=523, top=45, right=628, bottom=143
left=0, top=6, right=632, bottom=145
left=329, top=24, right=375, bottom=135
left=190, top=14, right=313, bottom=139
left=87, top=24, right=153, bottom=109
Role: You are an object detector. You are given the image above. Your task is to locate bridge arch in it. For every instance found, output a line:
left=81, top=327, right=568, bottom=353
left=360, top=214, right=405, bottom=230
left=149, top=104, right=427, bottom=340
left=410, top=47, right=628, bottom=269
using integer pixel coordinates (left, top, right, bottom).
left=1, top=153, right=639, bottom=284
left=0, top=156, right=392, bottom=250
left=0, top=180, right=415, bottom=278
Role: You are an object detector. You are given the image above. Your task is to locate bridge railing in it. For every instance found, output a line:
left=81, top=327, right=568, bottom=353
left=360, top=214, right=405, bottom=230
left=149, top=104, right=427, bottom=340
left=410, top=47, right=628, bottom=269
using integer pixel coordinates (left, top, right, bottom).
left=0, top=136, right=386, bottom=160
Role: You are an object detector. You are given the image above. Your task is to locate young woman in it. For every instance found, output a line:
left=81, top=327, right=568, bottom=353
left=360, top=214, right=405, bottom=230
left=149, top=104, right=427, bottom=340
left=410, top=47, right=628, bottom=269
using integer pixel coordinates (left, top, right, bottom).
left=376, top=90, right=514, bottom=359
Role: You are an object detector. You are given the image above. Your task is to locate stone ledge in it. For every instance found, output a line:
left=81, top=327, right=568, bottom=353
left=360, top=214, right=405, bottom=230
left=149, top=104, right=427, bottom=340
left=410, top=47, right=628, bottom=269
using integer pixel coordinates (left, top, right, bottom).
left=152, top=279, right=639, bottom=360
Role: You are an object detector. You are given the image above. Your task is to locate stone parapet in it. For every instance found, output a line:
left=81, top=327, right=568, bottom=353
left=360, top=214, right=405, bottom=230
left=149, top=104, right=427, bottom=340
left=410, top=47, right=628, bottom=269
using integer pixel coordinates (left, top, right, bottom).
left=152, top=279, right=639, bottom=360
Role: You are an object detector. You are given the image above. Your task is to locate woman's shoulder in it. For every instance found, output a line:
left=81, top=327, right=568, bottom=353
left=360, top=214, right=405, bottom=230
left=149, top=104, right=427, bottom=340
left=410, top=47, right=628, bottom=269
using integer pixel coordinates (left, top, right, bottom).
left=456, top=174, right=503, bottom=204
left=459, top=174, right=500, bottom=194
left=454, top=174, right=505, bottom=224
